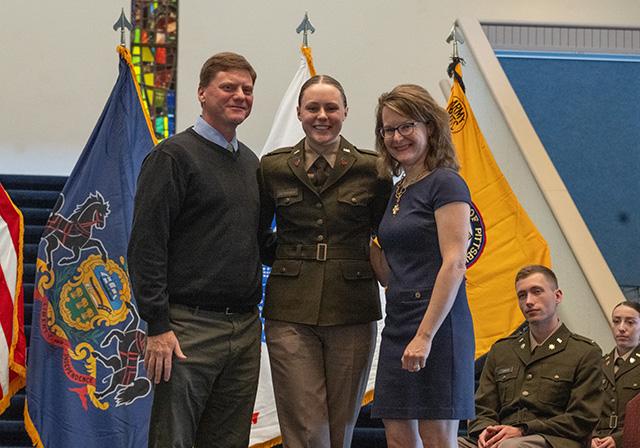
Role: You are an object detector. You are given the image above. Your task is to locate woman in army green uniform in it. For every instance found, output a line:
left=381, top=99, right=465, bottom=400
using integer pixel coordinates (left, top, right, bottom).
left=592, top=301, right=640, bottom=448
left=258, top=75, right=392, bottom=448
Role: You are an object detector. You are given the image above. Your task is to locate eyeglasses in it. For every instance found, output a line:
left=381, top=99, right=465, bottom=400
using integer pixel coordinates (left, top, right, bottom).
left=379, top=122, right=418, bottom=139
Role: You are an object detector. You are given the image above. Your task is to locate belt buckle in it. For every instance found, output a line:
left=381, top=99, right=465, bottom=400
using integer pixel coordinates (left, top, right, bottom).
left=316, top=243, right=327, bottom=261
left=224, top=307, right=235, bottom=315
left=609, top=415, right=618, bottom=428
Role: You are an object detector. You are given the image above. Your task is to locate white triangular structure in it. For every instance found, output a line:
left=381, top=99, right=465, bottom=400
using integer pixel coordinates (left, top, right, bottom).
left=452, top=17, right=621, bottom=349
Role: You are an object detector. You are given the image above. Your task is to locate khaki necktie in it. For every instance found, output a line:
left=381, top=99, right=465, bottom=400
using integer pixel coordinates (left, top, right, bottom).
left=309, top=156, right=331, bottom=187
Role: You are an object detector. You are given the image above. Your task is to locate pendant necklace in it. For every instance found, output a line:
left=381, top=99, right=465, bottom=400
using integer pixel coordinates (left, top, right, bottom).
left=391, top=170, right=430, bottom=216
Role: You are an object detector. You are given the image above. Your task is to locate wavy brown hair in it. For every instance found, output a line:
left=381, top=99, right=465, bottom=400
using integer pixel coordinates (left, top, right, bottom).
left=375, top=84, right=459, bottom=177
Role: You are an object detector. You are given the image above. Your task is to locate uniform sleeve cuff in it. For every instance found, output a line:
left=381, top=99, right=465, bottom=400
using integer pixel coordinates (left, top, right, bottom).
left=521, top=420, right=541, bottom=435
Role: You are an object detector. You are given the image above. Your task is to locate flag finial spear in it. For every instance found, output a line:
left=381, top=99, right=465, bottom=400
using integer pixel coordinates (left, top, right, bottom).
left=446, top=24, right=465, bottom=60
left=113, top=8, right=133, bottom=46
left=296, top=12, right=316, bottom=48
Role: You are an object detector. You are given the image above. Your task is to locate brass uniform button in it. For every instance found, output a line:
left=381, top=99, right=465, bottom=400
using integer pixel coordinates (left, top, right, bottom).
left=522, top=390, right=529, bottom=397
left=317, top=235, right=324, bottom=242
left=315, top=202, right=322, bottom=209
left=526, top=374, right=533, bottom=380
left=415, top=292, right=421, bottom=298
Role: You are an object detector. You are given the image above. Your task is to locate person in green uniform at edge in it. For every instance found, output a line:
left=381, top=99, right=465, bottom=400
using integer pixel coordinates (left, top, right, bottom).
left=458, top=265, right=604, bottom=448
left=258, top=74, right=392, bottom=448
left=592, top=301, right=640, bottom=448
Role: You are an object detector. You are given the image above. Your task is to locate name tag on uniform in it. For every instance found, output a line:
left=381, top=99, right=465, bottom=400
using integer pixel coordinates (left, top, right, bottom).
left=276, top=188, right=300, bottom=198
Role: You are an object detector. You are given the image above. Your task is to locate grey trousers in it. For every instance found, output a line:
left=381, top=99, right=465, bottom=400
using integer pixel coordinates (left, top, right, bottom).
left=458, top=434, right=550, bottom=447
left=265, top=320, right=376, bottom=448
left=148, top=304, right=261, bottom=448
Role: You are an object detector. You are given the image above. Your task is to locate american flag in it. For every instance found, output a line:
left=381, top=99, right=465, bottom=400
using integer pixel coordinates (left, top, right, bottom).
left=0, top=183, right=26, bottom=414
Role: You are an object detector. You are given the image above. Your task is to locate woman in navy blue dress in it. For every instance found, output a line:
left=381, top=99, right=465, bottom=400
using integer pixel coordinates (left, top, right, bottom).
left=370, top=84, right=475, bottom=447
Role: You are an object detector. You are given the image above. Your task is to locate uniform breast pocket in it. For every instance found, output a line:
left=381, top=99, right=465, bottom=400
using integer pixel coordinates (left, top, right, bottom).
left=620, top=381, right=640, bottom=405
left=338, top=187, right=373, bottom=223
left=337, top=188, right=373, bottom=207
left=539, top=369, right=574, bottom=407
left=275, top=188, right=303, bottom=208
left=495, top=366, right=518, bottom=404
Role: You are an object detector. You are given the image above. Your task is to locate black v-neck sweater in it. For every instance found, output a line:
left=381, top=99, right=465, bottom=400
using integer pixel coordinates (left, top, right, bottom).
left=128, top=128, right=262, bottom=335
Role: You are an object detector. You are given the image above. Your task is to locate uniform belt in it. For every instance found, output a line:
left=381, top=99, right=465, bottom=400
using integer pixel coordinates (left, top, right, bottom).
left=597, top=415, right=619, bottom=429
left=276, top=243, right=368, bottom=262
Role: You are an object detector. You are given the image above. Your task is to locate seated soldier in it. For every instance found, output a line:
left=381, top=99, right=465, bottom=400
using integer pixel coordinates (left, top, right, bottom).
left=459, top=265, right=604, bottom=448
left=592, top=301, right=640, bottom=448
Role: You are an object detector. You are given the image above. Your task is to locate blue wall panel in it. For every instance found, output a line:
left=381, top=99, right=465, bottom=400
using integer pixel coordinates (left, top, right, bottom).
left=498, top=55, right=640, bottom=286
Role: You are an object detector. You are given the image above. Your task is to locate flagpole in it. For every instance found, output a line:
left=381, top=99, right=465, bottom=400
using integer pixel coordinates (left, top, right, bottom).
left=445, top=24, right=465, bottom=60
left=113, top=8, right=133, bottom=47
left=297, top=13, right=317, bottom=77
left=296, top=12, right=315, bottom=49
left=446, top=24, right=466, bottom=92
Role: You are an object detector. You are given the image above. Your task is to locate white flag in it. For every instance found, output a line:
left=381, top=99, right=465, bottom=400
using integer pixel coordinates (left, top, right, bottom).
left=260, top=49, right=315, bottom=157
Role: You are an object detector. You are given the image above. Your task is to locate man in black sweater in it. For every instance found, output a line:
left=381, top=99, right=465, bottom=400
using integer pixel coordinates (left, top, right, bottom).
left=128, top=52, right=263, bottom=448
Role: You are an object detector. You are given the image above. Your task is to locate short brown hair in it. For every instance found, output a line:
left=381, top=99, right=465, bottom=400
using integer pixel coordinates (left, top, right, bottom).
left=375, top=84, right=460, bottom=177
left=199, top=52, right=257, bottom=88
left=515, top=265, right=558, bottom=290
left=298, top=74, right=347, bottom=107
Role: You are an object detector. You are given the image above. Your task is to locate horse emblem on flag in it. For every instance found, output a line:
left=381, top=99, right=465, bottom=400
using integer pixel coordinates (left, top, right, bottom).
left=34, top=192, right=151, bottom=411
left=42, top=192, right=110, bottom=267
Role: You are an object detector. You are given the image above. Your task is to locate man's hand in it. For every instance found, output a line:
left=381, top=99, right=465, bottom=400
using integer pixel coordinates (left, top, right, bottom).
left=477, top=425, right=523, bottom=447
left=591, top=436, right=616, bottom=448
left=144, top=330, right=186, bottom=384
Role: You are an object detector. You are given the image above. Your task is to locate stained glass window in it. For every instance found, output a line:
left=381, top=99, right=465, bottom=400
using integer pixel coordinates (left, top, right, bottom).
left=131, top=0, right=178, bottom=140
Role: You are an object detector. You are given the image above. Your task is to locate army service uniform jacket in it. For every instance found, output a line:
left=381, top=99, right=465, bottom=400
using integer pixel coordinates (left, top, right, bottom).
left=258, top=137, right=392, bottom=325
left=467, top=324, right=604, bottom=448
left=594, top=345, right=640, bottom=446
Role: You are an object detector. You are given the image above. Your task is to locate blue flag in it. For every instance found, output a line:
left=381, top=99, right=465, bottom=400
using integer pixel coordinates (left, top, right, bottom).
left=25, top=47, right=156, bottom=448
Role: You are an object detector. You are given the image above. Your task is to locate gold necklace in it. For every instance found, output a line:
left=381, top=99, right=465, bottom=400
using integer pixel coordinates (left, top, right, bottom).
left=391, top=170, right=429, bottom=216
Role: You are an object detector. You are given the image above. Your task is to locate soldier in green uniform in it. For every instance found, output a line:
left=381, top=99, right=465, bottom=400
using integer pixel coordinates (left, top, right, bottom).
left=258, top=74, right=392, bottom=448
left=459, top=265, right=604, bottom=448
left=592, top=301, right=640, bottom=448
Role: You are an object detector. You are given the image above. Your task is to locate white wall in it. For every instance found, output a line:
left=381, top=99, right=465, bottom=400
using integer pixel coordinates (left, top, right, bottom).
left=2, top=0, right=639, bottom=175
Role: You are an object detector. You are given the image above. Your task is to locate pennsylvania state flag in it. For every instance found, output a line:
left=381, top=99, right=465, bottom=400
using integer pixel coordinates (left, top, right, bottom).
left=447, top=61, right=551, bottom=358
left=25, top=46, right=156, bottom=448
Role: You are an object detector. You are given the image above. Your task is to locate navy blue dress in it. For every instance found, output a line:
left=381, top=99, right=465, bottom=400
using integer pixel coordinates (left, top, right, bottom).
left=371, top=168, right=475, bottom=419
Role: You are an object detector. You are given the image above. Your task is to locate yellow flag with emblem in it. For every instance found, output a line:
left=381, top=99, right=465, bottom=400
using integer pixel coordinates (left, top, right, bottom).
left=446, top=61, right=551, bottom=358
